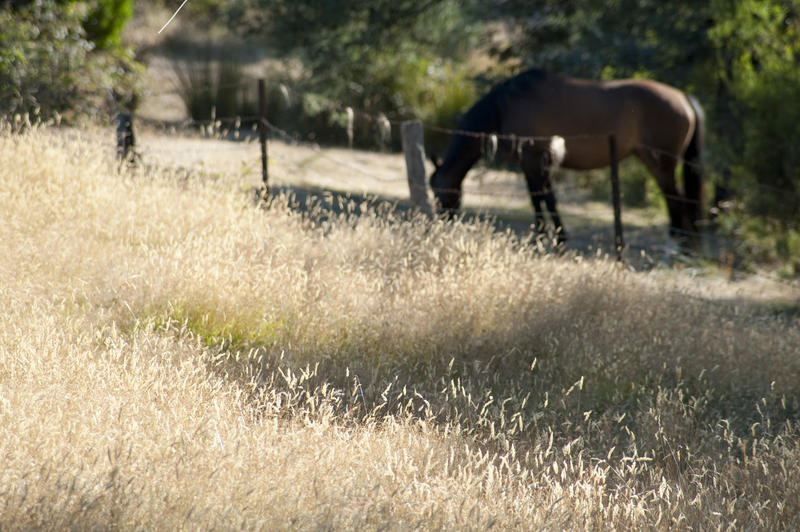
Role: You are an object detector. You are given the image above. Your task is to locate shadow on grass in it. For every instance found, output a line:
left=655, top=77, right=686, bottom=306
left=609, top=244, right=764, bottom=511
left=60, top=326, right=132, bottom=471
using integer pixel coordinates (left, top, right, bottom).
left=263, top=181, right=800, bottom=318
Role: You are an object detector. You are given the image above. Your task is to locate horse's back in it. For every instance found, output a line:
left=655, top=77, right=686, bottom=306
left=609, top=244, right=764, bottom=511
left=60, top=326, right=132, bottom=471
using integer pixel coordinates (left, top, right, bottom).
left=496, top=72, right=696, bottom=169
left=603, top=79, right=695, bottom=138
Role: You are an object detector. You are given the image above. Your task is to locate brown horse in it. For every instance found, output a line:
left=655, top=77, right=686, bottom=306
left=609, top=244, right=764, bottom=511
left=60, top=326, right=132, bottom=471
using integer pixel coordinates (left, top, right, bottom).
left=429, top=69, right=705, bottom=243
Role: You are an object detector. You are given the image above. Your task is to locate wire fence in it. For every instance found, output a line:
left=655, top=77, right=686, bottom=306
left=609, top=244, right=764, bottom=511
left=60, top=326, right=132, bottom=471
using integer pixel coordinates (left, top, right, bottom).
left=140, top=78, right=795, bottom=201
left=123, top=78, right=799, bottom=289
left=141, top=76, right=795, bottom=188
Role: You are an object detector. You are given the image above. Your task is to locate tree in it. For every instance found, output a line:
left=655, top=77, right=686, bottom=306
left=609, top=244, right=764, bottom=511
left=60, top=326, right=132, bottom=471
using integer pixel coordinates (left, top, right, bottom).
left=707, top=0, right=800, bottom=224
left=4, top=0, right=134, bottom=50
left=82, top=0, right=134, bottom=50
left=0, top=1, right=140, bottom=121
left=225, top=0, right=480, bottom=120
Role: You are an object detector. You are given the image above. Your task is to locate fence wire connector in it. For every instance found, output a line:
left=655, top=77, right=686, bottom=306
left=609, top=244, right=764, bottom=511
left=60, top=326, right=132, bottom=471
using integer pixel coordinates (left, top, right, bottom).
left=508, top=134, right=517, bottom=160
left=279, top=84, right=291, bottom=107
left=485, top=133, right=498, bottom=162
left=516, top=136, right=531, bottom=161
left=376, top=113, right=391, bottom=151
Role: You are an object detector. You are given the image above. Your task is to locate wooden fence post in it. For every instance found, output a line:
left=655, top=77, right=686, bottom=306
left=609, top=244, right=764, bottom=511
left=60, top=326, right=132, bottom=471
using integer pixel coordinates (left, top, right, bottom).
left=116, top=112, right=135, bottom=163
left=345, top=107, right=354, bottom=149
left=258, top=78, right=269, bottom=198
left=401, top=120, right=433, bottom=216
left=609, top=134, right=625, bottom=261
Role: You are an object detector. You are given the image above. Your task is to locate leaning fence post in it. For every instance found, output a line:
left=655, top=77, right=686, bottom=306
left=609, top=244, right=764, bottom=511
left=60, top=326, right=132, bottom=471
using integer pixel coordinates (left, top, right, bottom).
left=258, top=78, right=269, bottom=199
left=116, top=112, right=135, bottom=163
left=608, top=134, right=625, bottom=261
left=401, top=120, right=433, bottom=216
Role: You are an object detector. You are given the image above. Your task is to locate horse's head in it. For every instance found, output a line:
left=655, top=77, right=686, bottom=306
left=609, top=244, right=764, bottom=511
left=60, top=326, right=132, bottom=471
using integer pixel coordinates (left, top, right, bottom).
left=429, top=154, right=462, bottom=217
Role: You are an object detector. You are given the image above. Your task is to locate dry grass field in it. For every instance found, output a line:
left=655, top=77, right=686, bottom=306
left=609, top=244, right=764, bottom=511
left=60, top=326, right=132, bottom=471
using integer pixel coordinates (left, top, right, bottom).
left=2, top=124, right=800, bottom=529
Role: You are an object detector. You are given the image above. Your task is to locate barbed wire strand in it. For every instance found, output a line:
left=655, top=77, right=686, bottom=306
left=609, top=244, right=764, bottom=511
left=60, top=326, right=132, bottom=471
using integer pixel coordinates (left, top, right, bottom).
left=136, top=95, right=800, bottom=206
left=260, top=119, right=407, bottom=184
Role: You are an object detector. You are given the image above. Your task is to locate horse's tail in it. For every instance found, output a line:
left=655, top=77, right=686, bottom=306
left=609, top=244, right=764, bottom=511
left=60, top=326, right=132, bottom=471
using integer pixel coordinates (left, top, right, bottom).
left=684, top=94, right=705, bottom=232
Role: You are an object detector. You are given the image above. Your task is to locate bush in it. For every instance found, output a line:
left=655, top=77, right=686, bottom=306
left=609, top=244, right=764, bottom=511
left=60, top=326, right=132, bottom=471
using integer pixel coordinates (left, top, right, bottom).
left=7, top=0, right=133, bottom=49
left=583, top=159, right=664, bottom=209
left=166, top=38, right=479, bottom=151
left=170, top=46, right=255, bottom=123
left=705, top=0, right=800, bottom=265
left=0, top=1, right=140, bottom=122
left=367, top=50, right=478, bottom=155
left=83, top=0, right=134, bottom=50
left=736, top=68, right=800, bottom=225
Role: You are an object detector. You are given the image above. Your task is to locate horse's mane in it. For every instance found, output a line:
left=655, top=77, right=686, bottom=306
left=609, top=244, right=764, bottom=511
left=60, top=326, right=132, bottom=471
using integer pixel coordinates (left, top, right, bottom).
left=499, top=68, right=550, bottom=94
left=438, top=69, right=551, bottom=176
left=458, top=69, right=550, bottom=133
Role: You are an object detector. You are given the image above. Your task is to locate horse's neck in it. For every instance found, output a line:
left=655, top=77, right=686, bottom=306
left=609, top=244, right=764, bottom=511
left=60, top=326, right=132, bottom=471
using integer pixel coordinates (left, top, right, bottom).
left=443, top=132, right=482, bottom=180
left=442, top=145, right=480, bottom=185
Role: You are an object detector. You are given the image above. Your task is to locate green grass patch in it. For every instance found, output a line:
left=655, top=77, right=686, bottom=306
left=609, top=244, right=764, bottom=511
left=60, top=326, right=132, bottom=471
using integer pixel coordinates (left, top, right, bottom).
left=154, top=302, right=291, bottom=351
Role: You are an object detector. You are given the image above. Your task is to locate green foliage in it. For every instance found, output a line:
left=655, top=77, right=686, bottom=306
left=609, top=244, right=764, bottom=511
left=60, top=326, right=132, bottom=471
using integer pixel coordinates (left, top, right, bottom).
left=716, top=205, right=800, bottom=271
left=707, top=0, right=800, bottom=227
left=83, top=0, right=134, bottom=50
left=226, top=0, right=478, bottom=122
left=169, top=1, right=479, bottom=147
left=181, top=0, right=235, bottom=25
left=0, top=1, right=141, bottom=121
left=492, top=0, right=712, bottom=87
left=7, top=0, right=134, bottom=50
left=366, top=48, right=478, bottom=124
left=737, top=68, right=800, bottom=223
left=583, top=160, right=664, bottom=209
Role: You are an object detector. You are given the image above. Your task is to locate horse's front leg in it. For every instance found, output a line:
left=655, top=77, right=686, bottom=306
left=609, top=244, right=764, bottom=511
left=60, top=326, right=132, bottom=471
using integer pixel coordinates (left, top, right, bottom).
left=527, top=183, right=547, bottom=236
left=542, top=186, right=568, bottom=244
left=522, top=159, right=568, bottom=244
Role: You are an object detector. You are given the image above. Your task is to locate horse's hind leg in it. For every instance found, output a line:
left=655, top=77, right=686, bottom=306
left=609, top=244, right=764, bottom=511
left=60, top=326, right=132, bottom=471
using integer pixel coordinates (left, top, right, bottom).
left=635, top=148, right=687, bottom=238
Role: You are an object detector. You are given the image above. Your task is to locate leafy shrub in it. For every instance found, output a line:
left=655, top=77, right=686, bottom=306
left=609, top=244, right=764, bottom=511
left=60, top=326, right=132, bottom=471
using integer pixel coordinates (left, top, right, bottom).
left=706, top=0, right=800, bottom=262
left=366, top=49, right=477, bottom=154
left=716, top=204, right=800, bottom=274
left=0, top=1, right=140, bottom=122
left=583, top=159, right=664, bottom=209
left=171, top=46, right=255, bottom=123
left=82, top=0, right=134, bottom=50
left=736, top=68, right=800, bottom=225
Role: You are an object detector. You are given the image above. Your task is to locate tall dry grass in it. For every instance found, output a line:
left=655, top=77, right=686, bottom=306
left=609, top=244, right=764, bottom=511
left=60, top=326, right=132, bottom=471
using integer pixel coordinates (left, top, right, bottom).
left=1, top=124, right=800, bottom=530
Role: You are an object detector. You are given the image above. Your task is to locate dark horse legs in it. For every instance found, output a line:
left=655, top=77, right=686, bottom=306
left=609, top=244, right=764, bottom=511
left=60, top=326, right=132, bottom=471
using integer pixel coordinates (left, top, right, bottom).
left=634, top=148, right=688, bottom=239
left=521, top=150, right=568, bottom=243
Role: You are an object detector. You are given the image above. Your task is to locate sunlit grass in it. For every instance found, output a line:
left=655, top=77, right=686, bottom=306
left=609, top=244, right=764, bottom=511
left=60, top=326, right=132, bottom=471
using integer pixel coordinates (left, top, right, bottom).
left=1, top=124, right=799, bottom=529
